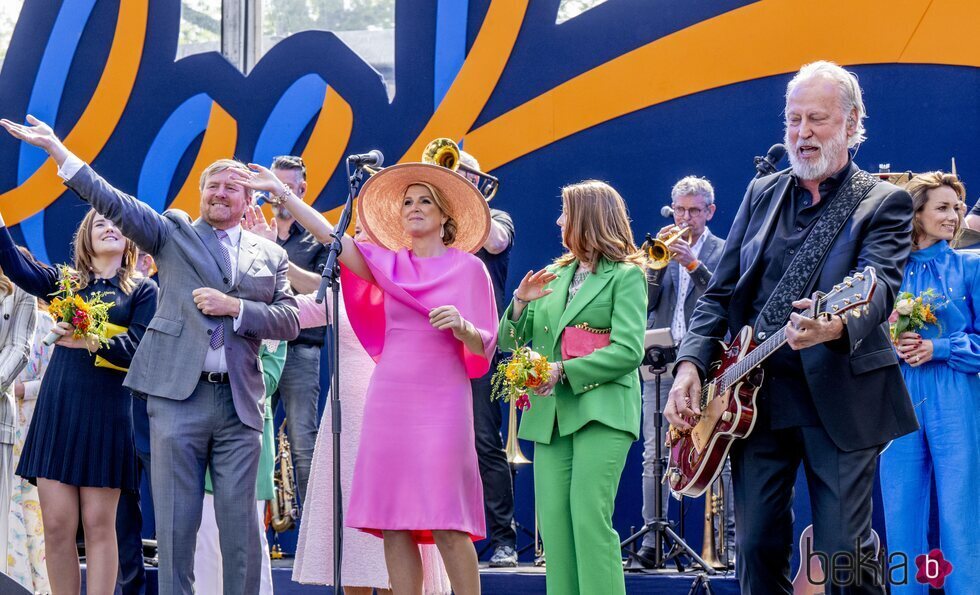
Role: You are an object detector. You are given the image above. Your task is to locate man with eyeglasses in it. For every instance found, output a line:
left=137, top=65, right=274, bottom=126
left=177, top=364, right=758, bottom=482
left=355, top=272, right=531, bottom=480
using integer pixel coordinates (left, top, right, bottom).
left=265, top=155, right=328, bottom=506
left=635, top=175, right=728, bottom=568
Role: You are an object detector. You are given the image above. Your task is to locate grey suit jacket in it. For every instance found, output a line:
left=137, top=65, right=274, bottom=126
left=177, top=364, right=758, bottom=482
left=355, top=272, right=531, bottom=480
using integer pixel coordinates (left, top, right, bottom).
left=66, top=166, right=300, bottom=431
left=646, top=230, right=725, bottom=334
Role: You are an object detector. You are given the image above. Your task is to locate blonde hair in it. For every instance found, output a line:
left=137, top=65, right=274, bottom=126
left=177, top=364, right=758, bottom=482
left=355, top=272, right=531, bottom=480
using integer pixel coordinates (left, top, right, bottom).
left=905, top=171, right=966, bottom=247
left=199, top=159, right=254, bottom=199
left=554, top=180, right=646, bottom=269
left=73, top=209, right=141, bottom=295
left=0, top=267, right=11, bottom=296
left=406, top=182, right=458, bottom=246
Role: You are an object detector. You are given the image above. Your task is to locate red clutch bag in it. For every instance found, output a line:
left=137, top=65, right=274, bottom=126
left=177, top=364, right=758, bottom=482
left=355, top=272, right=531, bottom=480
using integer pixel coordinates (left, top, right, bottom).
left=560, top=323, right=611, bottom=360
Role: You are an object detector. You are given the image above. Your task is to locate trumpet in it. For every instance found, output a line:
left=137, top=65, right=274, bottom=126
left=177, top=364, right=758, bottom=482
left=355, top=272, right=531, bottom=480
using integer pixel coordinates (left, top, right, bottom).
left=643, top=224, right=692, bottom=270
left=422, top=138, right=500, bottom=200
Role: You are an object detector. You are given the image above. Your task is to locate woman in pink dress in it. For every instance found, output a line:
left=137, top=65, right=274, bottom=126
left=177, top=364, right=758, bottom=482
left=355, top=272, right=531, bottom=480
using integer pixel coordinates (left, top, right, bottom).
left=237, top=162, right=496, bottom=595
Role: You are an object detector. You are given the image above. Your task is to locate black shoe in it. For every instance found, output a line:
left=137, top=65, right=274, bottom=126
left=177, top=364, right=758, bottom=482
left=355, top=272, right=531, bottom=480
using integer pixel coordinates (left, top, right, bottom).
left=634, top=546, right=659, bottom=569
left=489, top=545, right=518, bottom=568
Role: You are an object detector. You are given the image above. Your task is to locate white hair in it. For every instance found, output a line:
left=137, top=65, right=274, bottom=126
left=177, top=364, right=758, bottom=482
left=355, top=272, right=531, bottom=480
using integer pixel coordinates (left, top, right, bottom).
left=671, top=176, right=715, bottom=206
left=785, top=60, right=867, bottom=147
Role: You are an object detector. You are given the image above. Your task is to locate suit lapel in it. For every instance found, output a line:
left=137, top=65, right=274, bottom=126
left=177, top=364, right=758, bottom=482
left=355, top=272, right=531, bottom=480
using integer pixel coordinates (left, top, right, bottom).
left=191, top=219, right=230, bottom=284
left=542, top=264, right=575, bottom=348
left=555, top=259, right=614, bottom=344
left=234, top=232, right=260, bottom=290
left=741, top=176, right=792, bottom=280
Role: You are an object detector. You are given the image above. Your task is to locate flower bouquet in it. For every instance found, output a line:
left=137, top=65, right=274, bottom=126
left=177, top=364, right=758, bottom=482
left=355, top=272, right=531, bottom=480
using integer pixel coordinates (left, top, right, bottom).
left=491, top=346, right=552, bottom=411
left=889, top=288, right=944, bottom=343
left=44, top=266, right=115, bottom=347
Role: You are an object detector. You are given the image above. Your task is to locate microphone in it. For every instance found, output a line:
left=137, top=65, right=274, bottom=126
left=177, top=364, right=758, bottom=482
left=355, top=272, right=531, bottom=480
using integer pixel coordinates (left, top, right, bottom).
left=754, top=143, right=786, bottom=178
left=660, top=206, right=674, bottom=218
left=347, top=150, right=384, bottom=167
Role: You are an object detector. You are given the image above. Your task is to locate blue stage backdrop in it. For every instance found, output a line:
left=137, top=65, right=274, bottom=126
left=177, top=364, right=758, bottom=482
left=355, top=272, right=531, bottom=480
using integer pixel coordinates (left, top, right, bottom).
left=1, top=0, right=977, bottom=563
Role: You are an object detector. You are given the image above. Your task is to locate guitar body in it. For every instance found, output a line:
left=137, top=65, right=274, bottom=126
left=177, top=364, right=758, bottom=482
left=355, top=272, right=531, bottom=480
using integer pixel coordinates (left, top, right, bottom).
left=667, top=325, right=763, bottom=497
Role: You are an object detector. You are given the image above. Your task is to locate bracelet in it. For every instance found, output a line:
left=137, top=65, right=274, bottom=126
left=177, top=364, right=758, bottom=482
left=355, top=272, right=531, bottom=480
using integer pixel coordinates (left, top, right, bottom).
left=267, top=187, right=292, bottom=206
left=512, top=291, right=529, bottom=306
left=685, top=259, right=700, bottom=273
left=557, top=361, right=565, bottom=383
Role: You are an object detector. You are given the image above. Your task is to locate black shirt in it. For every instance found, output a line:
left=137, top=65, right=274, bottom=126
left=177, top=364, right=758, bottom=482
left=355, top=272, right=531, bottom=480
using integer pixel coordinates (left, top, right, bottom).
left=474, top=208, right=515, bottom=317
left=750, top=160, right=855, bottom=429
left=277, top=221, right=329, bottom=347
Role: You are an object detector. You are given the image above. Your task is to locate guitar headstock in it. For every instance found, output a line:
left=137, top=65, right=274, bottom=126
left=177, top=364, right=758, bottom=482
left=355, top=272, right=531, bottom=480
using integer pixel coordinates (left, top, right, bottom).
left=818, top=266, right=877, bottom=320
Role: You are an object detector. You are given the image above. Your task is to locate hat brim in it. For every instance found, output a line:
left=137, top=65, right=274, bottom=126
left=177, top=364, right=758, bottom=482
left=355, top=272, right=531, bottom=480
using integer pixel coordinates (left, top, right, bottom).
left=356, top=162, right=490, bottom=254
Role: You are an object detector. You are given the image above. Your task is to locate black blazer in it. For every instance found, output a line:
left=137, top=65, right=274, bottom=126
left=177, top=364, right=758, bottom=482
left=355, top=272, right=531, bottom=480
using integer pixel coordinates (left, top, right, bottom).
left=647, top=229, right=725, bottom=334
left=676, top=165, right=919, bottom=452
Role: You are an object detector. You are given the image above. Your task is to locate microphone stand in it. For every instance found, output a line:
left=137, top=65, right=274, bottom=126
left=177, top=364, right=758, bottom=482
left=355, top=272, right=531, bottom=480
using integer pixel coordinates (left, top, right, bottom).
left=622, top=345, right=714, bottom=575
left=315, top=157, right=364, bottom=589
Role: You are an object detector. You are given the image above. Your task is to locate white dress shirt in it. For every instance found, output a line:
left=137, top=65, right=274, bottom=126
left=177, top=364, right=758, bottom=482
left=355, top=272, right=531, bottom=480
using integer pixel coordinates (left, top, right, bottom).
left=670, top=230, right=708, bottom=344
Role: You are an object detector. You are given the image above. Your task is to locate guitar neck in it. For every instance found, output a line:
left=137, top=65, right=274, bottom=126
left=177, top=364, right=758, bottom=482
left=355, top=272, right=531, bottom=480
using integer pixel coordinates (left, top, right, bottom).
left=704, top=305, right=815, bottom=400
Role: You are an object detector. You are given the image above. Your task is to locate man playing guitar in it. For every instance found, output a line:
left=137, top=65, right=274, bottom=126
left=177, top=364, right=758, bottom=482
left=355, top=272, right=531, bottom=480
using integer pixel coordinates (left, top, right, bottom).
left=665, top=61, right=919, bottom=594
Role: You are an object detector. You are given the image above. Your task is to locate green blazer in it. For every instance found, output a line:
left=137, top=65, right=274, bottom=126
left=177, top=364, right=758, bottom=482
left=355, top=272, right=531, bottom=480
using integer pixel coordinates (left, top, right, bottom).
left=498, top=257, right=647, bottom=444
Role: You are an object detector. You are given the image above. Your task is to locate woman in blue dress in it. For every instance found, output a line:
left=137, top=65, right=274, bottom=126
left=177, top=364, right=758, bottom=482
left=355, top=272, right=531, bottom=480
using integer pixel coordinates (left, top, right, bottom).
left=880, top=171, right=980, bottom=594
left=0, top=207, right=157, bottom=595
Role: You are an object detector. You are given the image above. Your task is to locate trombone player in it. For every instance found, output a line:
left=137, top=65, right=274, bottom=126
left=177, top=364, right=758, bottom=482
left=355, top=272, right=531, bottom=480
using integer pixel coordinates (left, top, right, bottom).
left=636, top=176, right=730, bottom=567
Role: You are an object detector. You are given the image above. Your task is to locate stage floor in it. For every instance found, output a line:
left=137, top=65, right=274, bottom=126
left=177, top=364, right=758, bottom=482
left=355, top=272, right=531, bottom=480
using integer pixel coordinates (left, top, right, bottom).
left=82, top=561, right=742, bottom=594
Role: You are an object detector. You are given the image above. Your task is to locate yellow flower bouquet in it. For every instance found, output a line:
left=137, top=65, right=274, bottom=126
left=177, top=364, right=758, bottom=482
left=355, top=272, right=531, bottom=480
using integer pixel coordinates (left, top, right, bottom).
left=490, top=346, right=552, bottom=411
left=43, top=266, right=115, bottom=347
left=889, top=288, right=944, bottom=343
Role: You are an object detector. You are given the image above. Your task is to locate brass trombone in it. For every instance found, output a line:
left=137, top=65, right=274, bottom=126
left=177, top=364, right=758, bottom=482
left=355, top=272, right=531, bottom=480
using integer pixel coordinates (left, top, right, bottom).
left=422, top=138, right=500, bottom=200
left=504, top=397, right=531, bottom=464
left=644, top=224, right=692, bottom=270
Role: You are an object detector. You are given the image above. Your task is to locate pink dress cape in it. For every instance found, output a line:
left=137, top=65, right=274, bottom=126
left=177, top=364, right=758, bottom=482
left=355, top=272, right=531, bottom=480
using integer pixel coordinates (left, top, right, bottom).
left=341, top=242, right=498, bottom=544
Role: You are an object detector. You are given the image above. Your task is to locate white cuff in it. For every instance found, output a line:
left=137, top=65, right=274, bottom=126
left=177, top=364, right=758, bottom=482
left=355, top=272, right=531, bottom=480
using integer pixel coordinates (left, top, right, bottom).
left=57, top=152, right=85, bottom=181
left=233, top=301, right=244, bottom=331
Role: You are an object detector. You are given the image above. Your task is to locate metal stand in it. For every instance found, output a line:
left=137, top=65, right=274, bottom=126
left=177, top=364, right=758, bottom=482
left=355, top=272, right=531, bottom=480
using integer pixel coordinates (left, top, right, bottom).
left=687, top=572, right=716, bottom=594
left=622, top=345, right=714, bottom=575
left=315, top=157, right=365, bottom=588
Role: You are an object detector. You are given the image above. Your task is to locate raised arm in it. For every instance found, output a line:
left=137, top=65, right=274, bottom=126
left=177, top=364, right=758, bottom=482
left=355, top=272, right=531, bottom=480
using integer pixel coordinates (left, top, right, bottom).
left=0, top=225, right=60, bottom=298
left=0, top=116, right=173, bottom=254
left=234, top=164, right=372, bottom=282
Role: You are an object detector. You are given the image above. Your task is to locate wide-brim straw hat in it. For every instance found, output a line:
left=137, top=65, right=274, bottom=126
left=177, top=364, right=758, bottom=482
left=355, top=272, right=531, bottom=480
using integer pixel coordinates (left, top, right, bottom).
left=357, top=162, right=490, bottom=253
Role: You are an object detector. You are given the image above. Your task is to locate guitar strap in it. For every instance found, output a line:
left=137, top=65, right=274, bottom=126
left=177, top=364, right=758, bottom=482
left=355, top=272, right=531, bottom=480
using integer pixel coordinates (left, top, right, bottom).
left=754, top=169, right=878, bottom=340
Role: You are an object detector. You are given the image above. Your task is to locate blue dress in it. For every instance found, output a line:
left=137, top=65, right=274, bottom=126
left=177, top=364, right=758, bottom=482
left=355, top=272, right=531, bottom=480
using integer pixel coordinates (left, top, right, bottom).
left=879, top=240, right=980, bottom=594
left=0, top=228, right=158, bottom=490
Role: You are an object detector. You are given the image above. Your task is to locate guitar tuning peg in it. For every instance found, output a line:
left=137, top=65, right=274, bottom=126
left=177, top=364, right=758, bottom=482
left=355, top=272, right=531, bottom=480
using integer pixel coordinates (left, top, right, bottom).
left=852, top=309, right=862, bottom=319
left=845, top=280, right=853, bottom=287
left=863, top=305, right=870, bottom=313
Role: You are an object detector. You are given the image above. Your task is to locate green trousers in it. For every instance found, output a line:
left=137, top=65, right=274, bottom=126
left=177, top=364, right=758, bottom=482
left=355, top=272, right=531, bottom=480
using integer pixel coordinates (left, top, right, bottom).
left=535, top=421, right=633, bottom=595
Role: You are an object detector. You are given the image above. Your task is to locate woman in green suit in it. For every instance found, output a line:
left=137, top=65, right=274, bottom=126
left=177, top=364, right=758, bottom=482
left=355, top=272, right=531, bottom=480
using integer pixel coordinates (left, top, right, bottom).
left=498, top=180, right=647, bottom=595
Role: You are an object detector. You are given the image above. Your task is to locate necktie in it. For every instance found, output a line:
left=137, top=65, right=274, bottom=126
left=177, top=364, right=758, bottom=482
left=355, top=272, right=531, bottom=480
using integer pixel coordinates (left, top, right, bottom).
left=210, top=229, right=231, bottom=350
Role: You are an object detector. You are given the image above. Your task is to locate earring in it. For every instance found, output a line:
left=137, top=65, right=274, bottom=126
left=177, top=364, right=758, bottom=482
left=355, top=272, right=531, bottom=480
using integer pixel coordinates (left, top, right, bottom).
left=440, top=223, right=445, bottom=239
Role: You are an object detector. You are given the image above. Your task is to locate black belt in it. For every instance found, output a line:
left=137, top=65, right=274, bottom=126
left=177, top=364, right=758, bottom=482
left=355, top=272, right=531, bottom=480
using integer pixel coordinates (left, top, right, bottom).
left=200, top=371, right=230, bottom=384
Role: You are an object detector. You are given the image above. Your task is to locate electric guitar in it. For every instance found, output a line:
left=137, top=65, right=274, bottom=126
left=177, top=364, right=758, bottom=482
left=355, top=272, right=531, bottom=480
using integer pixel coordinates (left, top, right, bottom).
left=666, top=267, right=877, bottom=497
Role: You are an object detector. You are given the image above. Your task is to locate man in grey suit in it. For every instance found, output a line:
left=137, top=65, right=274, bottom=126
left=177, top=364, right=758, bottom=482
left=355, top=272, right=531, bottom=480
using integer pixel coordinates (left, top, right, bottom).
left=636, top=175, right=728, bottom=567
left=0, top=116, right=300, bottom=594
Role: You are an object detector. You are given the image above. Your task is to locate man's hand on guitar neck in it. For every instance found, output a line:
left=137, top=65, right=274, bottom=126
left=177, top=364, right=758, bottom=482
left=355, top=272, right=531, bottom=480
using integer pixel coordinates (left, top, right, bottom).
left=665, top=361, right=702, bottom=430
left=786, top=298, right=846, bottom=350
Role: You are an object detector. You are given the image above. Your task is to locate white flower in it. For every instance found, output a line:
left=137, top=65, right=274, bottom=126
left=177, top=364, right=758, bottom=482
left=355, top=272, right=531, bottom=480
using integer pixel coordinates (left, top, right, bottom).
left=895, top=299, right=915, bottom=316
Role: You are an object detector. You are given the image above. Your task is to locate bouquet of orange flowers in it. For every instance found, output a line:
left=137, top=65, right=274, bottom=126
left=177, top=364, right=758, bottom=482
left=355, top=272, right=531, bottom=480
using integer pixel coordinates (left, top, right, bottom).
left=44, top=266, right=115, bottom=347
left=491, top=346, right=552, bottom=411
left=889, top=288, right=944, bottom=343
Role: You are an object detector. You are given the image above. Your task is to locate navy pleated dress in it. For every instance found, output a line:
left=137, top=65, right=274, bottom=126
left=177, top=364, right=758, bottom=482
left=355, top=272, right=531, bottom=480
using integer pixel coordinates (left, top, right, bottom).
left=0, top=227, right=157, bottom=491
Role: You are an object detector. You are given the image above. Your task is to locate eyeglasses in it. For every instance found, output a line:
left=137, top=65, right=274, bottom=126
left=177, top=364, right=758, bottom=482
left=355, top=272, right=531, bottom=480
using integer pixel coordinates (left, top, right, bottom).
left=671, top=205, right=706, bottom=217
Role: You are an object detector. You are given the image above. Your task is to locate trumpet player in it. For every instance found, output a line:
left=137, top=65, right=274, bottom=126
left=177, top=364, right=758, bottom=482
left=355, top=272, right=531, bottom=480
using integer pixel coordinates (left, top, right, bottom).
left=637, top=176, right=728, bottom=567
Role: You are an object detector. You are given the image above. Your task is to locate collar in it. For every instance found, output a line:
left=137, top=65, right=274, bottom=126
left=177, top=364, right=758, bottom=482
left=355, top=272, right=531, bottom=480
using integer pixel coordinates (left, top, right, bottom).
left=910, top=239, right=950, bottom=262
left=791, top=158, right=855, bottom=196
left=91, top=273, right=125, bottom=289
left=213, top=224, right=242, bottom=246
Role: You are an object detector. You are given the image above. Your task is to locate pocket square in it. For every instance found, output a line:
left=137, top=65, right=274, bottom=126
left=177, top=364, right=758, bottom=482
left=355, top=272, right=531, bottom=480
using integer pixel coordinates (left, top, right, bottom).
left=252, top=265, right=274, bottom=277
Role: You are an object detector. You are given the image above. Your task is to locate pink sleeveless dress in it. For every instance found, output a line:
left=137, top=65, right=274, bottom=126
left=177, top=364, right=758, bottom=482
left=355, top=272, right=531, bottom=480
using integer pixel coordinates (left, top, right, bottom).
left=341, top=243, right=498, bottom=544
